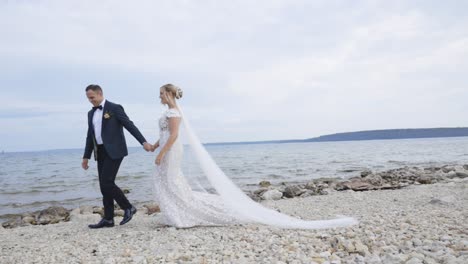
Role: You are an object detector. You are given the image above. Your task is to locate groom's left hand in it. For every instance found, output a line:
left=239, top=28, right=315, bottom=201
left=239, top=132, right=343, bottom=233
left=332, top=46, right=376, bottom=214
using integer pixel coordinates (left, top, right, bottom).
left=81, top=159, right=89, bottom=170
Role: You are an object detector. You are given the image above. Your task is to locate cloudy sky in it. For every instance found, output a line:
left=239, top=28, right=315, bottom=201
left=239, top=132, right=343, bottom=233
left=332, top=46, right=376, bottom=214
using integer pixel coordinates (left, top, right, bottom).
left=0, top=0, right=467, bottom=152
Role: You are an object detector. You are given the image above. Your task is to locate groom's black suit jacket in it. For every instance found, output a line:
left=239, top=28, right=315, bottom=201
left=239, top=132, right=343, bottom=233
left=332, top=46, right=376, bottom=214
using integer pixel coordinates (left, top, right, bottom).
left=83, top=100, right=147, bottom=160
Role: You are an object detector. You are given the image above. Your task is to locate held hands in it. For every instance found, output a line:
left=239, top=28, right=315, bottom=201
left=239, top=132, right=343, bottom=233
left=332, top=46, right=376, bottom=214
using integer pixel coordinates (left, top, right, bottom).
left=143, top=142, right=154, bottom=152
left=151, top=142, right=159, bottom=152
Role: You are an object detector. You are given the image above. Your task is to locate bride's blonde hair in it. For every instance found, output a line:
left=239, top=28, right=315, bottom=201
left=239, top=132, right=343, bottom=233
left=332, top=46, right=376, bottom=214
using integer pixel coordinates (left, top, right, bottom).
left=161, top=83, right=183, bottom=99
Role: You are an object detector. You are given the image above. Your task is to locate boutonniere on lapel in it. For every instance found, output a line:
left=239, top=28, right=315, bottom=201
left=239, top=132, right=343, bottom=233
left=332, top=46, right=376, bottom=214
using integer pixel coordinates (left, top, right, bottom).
left=103, top=111, right=112, bottom=120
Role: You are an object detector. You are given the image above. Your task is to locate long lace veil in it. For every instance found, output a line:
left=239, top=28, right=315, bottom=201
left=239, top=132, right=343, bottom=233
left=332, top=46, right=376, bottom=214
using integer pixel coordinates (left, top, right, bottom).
left=178, top=105, right=358, bottom=229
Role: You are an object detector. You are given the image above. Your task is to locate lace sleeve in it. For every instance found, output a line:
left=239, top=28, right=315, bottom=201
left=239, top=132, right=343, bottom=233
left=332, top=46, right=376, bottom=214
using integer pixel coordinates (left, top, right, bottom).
left=166, top=108, right=181, bottom=118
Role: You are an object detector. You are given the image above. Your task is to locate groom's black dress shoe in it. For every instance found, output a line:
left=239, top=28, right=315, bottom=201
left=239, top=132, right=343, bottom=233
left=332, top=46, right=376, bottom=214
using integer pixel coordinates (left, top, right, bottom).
left=120, top=206, right=137, bottom=225
left=88, top=218, right=114, bottom=229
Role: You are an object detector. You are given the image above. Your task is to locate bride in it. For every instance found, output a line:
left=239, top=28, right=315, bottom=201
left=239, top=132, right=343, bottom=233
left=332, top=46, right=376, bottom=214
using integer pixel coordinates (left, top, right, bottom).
left=151, top=84, right=357, bottom=229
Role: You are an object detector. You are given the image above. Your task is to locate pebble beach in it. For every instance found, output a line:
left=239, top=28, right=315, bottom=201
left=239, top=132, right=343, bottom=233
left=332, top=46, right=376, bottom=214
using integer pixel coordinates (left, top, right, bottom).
left=1, top=172, right=467, bottom=263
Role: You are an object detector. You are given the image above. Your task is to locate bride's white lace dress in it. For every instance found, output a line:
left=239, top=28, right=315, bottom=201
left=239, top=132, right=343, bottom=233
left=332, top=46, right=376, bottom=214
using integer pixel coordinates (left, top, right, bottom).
left=153, top=107, right=357, bottom=229
left=153, top=108, right=239, bottom=228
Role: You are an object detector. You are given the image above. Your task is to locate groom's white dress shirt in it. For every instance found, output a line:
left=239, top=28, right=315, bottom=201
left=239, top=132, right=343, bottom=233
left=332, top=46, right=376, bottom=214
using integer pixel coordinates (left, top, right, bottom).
left=92, top=99, right=106, bottom=145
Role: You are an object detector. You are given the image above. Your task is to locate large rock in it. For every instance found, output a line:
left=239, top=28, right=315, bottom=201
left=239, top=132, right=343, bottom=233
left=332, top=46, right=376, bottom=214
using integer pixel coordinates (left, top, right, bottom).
left=37, top=206, right=70, bottom=225
left=304, top=181, right=317, bottom=190
left=114, top=209, right=124, bottom=217
left=22, top=216, right=36, bottom=225
left=441, top=166, right=455, bottom=173
left=80, top=205, right=94, bottom=215
left=416, top=175, right=433, bottom=184
left=93, top=206, right=104, bottom=216
left=69, top=208, right=81, bottom=222
left=2, top=218, right=27, bottom=229
left=342, top=179, right=376, bottom=191
left=361, top=170, right=372, bottom=177
left=283, top=185, right=305, bottom=198
left=247, top=192, right=262, bottom=202
left=253, top=188, right=269, bottom=196
left=261, top=189, right=283, bottom=200
left=258, top=181, right=271, bottom=188
left=364, top=174, right=383, bottom=186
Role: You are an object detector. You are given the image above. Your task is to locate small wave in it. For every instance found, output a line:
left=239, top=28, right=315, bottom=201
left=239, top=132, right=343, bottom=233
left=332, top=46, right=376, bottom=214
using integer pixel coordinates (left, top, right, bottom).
left=0, top=197, right=88, bottom=208
left=387, top=160, right=406, bottom=165
left=287, top=169, right=304, bottom=173
left=330, top=160, right=344, bottom=164
left=267, top=174, right=283, bottom=179
left=337, top=169, right=361, bottom=173
left=1, top=190, right=42, bottom=195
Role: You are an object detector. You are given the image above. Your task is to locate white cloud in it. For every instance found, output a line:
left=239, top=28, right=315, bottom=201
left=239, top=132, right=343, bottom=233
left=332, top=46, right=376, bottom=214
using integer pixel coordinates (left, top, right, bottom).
left=0, top=1, right=467, bottom=151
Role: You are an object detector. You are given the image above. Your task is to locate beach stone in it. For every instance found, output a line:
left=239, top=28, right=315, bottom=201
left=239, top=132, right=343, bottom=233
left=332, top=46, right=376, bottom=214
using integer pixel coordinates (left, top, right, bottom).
left=283, top=186, right=305, bottom=198
left=334, top=181, right=347, bottom=191
left=381, top=253, right=408, bottom=263
left=262, top=189, right=283, bottom=200
left=114, top=209, right=124, bottom=217
left=137, top=207, right=148, bottom=215
left=441, top=195, right=457, bottom=202
left=37, top=206, right=70, bottom=225
left=445, top=171, right=457, bottom=179
left=416, top=176, right=433, bottom=184
left=69, top=208, right=83, bottom=222
left=299, top=190, right=313, bottom=198
left=364, top=174, right=383, bottom=186
left=143, top=204, right=160, bottom=214
left=247, top=192, right=262, bottom=202
left=2, top=218, right=26, bottom=228
left=93, top=206, right=104, bottom=216
left=455, top=172, right=468, bottom=178
left=412, top=238, right=423, bottom=247
left=343, top=179, right=375, bottom=191
left=259, top=180, right=271, bottom=187
left=70, top=208, right=80, bottom=216
left=361, top=170, right=372, bottom=177
left=430, top=195, right=457, bottom=205
left=304, top=181, right=317, bottom=190
left=406, top=257, right=423, bottom=264
left=253, top=188, right=269, bottom=196
left=80, top=205, right=94, bottom=215
left=317, top=183, right=329, bottom=190
left=22, top=216, right=35, bottom=224
left=132, top=256, right=146, bottom=263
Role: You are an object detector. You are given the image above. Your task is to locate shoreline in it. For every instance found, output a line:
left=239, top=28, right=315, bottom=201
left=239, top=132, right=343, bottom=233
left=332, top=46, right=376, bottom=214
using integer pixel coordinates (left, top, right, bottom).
left=1, top=175, right=467, bottom=263
left=2, top=164, right=467, bottom=228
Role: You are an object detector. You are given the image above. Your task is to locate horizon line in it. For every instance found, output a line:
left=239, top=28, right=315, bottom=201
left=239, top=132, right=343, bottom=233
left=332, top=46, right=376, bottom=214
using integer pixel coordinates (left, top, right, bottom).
left=2, top=126, right=467, bottom=154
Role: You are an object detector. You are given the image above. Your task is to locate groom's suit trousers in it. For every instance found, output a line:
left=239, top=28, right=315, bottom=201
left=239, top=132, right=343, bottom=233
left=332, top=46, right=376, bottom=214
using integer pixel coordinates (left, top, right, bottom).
left=97, top=145, right=131, bottom=220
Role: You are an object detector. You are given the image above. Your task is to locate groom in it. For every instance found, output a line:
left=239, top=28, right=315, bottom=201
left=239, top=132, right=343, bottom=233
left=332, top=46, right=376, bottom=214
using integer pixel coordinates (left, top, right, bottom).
left=82, top=84, right=153, bottom=228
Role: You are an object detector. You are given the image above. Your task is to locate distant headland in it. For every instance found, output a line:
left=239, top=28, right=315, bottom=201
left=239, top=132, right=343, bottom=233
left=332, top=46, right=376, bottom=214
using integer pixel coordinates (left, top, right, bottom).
left=206, top=127, right=468, bottom=146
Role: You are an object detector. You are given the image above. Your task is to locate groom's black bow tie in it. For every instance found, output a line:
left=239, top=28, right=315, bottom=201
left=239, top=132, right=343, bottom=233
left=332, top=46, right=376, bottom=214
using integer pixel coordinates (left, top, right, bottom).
left=92, top=105, right=103, bottom=111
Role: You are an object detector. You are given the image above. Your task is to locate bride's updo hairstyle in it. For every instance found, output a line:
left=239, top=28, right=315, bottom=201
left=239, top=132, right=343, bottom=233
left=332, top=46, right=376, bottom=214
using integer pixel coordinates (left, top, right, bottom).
left=161, top=83, right=183, bottom=100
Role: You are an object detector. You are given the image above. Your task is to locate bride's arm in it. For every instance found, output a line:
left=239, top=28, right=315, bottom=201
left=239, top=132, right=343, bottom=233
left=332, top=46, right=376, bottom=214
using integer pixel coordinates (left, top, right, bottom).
left=155, top=117, right=181, bottom=165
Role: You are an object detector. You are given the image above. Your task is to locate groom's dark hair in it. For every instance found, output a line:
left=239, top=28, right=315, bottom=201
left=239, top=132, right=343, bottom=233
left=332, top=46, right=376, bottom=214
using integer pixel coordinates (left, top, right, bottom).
left=85, top=84, right=103, bottom=93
